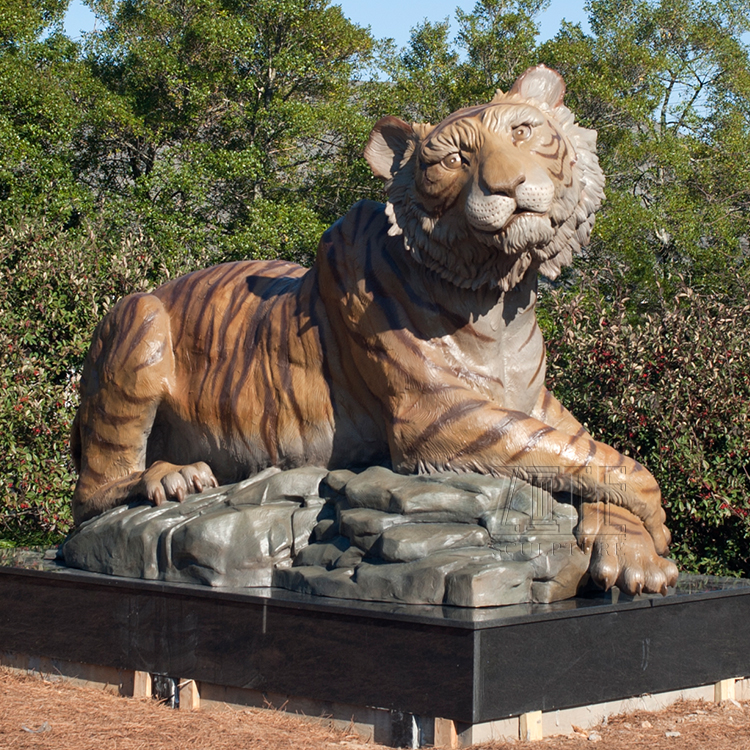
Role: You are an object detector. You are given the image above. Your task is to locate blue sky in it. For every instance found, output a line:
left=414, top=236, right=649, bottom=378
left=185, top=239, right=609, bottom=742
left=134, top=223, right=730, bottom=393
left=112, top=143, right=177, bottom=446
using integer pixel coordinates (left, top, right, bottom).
left=337, top=0, right=590, bottom=45
left=63, top=0, right=590, bottom=47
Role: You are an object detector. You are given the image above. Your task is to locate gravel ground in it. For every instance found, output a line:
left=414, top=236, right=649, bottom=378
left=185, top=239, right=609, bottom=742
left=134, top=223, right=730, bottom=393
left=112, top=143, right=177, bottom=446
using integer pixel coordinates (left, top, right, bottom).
left=2, top=667, right=750, bottom=749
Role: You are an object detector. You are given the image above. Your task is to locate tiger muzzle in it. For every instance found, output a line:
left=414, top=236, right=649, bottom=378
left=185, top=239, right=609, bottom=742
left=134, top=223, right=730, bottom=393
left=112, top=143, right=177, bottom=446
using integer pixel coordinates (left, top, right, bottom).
left=465, top=177, right=555, bottom=233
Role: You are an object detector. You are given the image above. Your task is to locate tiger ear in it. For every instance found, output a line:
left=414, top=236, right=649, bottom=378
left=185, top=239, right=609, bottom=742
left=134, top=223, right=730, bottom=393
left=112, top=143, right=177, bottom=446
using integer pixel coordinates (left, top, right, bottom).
left=508, top=64, right=566, bottom=108
left=364, top=116, right=415, bottom=180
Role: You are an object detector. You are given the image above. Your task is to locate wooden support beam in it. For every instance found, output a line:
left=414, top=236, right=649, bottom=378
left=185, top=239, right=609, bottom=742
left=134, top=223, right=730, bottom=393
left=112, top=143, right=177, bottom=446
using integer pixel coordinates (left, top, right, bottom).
left=133, top=671, right=152, bottom=699
left=715, top=678, right=736, bottom=703
left=519, top=710, right=543, bottom=741
left=433, top=717, right=458, bottom=748
left=180, top=679, right=201, bottom=711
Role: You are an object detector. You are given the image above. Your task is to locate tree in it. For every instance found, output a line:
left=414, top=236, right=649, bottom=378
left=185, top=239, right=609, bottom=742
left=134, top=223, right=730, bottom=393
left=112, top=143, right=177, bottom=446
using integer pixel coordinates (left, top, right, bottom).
left=456, top=0, right=549, bottom=97
left=78, top=0, right=376, bottom=266
left=542, top=0, right=750, bottom=300
left=375, top=0, right=550, bottom=126
left=0, top=0, right=98, bottom=223
left=376, top=19, right=462, bottom=124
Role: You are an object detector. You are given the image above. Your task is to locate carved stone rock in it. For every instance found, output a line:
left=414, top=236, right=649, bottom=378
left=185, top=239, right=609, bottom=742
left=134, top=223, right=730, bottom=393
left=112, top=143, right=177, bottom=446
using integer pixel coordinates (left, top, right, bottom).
left=61, top=466, right=591, bottom=606
left=375, top=523, right=490, bottom=563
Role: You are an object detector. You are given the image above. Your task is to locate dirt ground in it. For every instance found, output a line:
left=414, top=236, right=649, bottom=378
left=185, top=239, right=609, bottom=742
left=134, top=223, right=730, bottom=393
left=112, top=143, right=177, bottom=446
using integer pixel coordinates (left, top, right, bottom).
left=2, top=667, right=750, bottom=750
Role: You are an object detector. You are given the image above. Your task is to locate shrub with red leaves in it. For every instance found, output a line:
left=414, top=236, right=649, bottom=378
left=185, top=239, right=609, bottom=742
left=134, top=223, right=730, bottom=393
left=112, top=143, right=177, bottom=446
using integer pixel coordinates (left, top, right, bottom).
left=542, top=276, right=750, bottom=576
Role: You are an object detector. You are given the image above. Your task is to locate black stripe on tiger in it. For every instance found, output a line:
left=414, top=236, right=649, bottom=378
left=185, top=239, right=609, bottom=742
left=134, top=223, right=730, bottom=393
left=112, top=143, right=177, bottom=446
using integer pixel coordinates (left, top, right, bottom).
left=566, top=437, right=597, bottom=471
left=407, top=398, right=488, bottom=454
left=378, top=226, right=495, bottom=342
left=345, top=326, right=458, bottom=397
left=306, top=274, right=338, bottom=417
left=519, top=321, right=540, bottom=351
left=526, top=349, right=545, bottom=389
left=190, top=263, right=254, bottom=344
left=78, top=465, right=107, bottom=484
left=276, top=296, right=305, bottom=430
left=256, top=305, right=282, bottom=462
left=363, top=235, right=506, bottom=389
left=451, top=410, right=528, bottom=460
left=505, top=425, right=556, bottom=463
left=537, top=389, right=554, bottom=422
left=114, top=390, right=160, bottom=406
left=121, top=304, right=161, bottom=366
left=110, top=295, right=141, bottom=356
left=532, top=127, right=571, bottom=184
left=85, top=432, right=134, bottom=453
left=219, top=273, right=301, bottom=427
left=217, top=272, right=258, bottom=350
left=92, top=410, right=143, bottom=427
left=163, top=265, right=223, bottom=349
left=223, top=295, right=278, bottom=445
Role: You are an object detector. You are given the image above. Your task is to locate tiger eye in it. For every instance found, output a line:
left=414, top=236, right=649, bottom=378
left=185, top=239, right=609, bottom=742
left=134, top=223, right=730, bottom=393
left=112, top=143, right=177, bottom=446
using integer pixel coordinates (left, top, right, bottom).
left=441, top=153, right=463, bottom=170
left=512, top=124, right=532, bottom=142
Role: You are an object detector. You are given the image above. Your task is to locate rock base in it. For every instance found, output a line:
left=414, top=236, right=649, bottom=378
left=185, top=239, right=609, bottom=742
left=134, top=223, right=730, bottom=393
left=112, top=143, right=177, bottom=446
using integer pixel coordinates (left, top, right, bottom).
left=61, top=466, right=591, bottom=606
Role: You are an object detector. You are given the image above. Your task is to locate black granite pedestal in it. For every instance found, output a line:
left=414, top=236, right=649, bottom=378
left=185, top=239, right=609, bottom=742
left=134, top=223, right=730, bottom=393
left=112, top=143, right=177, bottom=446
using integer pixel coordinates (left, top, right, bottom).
left=1, top=556, right=749, bottom=742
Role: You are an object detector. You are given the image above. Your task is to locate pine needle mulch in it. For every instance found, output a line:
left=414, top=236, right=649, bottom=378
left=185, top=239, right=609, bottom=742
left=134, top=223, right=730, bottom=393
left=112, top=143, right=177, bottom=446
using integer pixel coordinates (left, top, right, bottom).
left=0, top=667, right=379, bottom=750
left=3, top=666, right=750, bottom=750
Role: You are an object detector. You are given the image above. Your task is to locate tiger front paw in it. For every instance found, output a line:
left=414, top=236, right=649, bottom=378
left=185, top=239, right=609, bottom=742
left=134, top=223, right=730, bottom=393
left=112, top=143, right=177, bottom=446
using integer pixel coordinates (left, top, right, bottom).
left=633, top=495, right=672, bottom=558
left=577, top=502, right=678, bottom=596
left=140, top=461, right=218, bottom=505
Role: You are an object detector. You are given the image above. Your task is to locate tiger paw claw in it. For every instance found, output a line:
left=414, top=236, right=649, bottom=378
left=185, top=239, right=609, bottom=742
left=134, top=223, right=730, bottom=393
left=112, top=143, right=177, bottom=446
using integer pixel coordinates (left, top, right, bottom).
left=142, top=461, right=218, bottom=505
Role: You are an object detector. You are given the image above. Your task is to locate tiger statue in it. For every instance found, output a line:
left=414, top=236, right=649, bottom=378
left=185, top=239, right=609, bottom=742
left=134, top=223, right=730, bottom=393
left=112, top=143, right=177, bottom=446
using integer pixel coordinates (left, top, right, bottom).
left=71, top=65, right=677, bottom=596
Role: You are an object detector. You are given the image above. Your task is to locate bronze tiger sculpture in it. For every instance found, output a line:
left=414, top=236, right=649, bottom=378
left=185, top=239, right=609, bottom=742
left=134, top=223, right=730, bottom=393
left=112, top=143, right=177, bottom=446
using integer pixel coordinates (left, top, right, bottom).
left=71, top=65, right=678, bottom=595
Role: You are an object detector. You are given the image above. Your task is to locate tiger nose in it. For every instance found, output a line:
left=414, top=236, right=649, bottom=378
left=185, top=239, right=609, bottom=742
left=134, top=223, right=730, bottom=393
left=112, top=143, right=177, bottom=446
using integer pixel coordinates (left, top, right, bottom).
left=479, top=152, right=527, bottom=197
left=481, top=150, right=554, bottom=213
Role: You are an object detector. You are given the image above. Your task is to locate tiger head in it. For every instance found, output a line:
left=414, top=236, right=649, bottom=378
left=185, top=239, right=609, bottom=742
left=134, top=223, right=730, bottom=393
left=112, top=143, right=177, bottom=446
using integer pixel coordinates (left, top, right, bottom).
left=364, top=65, right=605, bottom=291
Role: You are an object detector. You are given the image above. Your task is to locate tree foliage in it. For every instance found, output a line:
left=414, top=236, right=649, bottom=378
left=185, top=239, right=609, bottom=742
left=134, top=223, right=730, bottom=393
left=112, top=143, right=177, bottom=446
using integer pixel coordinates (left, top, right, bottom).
left=542, top=0, right=750, bottom=299
left=0, top=0, right=95, bottom=221
left=76, top=0, right=376, bottom=266
left=377, top=0, right=550, bottom=123
left=1, top=0, right=749, bottom=574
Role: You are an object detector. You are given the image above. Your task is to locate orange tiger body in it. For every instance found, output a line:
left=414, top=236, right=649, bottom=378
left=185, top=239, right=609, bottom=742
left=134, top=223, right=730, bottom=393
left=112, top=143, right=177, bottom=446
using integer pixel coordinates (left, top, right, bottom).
left=72, top=66, right=677, bottom=595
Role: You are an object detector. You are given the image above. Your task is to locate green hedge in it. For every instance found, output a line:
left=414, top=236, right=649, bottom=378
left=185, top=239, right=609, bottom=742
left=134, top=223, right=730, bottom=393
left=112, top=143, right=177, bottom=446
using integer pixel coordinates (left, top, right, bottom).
left=541, top=275, right=750, bottom=576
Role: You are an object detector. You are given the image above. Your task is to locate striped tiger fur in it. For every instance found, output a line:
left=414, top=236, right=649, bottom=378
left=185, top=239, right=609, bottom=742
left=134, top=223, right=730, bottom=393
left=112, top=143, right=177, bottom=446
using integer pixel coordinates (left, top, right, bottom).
left=71, top=65, right=677, bottom=595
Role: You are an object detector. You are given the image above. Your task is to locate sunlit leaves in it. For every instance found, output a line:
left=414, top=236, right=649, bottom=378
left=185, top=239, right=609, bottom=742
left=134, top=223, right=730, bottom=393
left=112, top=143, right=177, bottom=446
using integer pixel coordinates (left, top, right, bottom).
left=456, top=0, right=549, bottom=95
left=76, top=0, right=375, bottom=262
left=542, top=275, right=750, bottom=576
left=544, top=0, right=750, bottom=297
